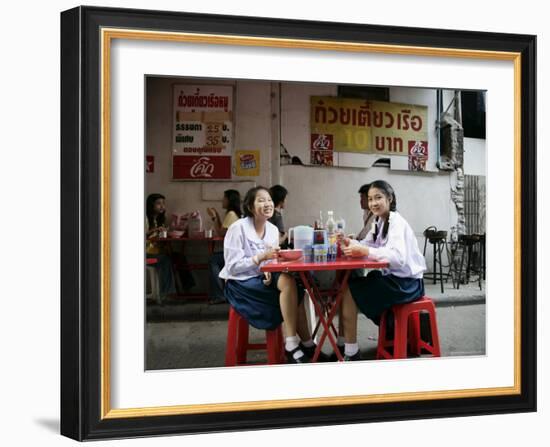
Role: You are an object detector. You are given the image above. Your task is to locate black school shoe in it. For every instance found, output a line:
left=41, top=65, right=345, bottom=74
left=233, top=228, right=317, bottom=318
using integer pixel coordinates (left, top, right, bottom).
left=328, top=344, right=345, bottom=362
left=343, top=351, right=361, bottom=361
left=299, top=343, right=332, bottom=362
left=285, top=346, right=310, bottom=364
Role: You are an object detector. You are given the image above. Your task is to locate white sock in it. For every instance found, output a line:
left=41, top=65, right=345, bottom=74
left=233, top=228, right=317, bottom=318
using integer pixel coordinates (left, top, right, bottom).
left=344, top=343, right=359, bottom=357
left=285, top=336, right=304, bottom=359
left=301, top=339, right=315, bottom=348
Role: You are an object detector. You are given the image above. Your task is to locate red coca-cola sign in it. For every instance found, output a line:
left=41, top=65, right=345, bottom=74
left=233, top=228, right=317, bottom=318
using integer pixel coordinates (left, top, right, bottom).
left=173, top=155, right=232, bottom=180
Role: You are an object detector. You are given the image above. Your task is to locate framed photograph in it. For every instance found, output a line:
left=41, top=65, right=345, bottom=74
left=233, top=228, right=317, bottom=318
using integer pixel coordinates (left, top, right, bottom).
left=61, top=6, right=536, bottom=441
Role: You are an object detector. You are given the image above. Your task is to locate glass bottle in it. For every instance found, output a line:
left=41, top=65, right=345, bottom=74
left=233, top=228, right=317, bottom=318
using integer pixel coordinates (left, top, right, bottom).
left=326, top=210, right=336, bottom=234
left=315, top=211, right=324, bottom=230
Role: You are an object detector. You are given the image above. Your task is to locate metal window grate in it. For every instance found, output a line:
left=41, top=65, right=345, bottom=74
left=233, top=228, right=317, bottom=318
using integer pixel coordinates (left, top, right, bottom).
left=462, top=175, right=486, bottom=276
left=464, top=175, right=485, bottom=235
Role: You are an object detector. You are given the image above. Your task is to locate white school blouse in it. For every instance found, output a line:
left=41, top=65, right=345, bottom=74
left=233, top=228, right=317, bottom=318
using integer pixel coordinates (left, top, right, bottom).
left=358, top=211, right=426, bottom=279
left=219, top=217, right=280, bottom=281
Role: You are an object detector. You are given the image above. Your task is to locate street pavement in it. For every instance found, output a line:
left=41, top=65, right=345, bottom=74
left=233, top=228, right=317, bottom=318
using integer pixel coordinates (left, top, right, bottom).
left=146, top=280, right=486, bottom=370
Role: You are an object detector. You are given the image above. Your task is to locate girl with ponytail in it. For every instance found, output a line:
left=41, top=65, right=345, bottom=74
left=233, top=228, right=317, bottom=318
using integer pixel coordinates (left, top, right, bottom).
left=337, top=180, right=427, bottom=361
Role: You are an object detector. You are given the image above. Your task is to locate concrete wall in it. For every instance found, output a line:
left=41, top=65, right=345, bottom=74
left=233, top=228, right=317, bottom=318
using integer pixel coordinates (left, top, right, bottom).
left=281, top=165, right=456, bottom=242
left=464, top=137, right=487, bottom=176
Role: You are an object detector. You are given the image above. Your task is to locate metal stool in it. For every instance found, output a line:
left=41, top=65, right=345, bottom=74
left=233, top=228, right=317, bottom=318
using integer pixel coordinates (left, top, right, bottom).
left=423, top=227, right=454, bottom=293
left=456, top=234, right=483, bottom=290
left=477, top=233, right=486, bottom=281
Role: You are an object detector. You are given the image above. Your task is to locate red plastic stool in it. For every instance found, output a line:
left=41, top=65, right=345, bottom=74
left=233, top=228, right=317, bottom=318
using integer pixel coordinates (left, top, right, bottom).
left=376, top=296, right=441, bottom=360
left=224, top=306, right=285, bottom=366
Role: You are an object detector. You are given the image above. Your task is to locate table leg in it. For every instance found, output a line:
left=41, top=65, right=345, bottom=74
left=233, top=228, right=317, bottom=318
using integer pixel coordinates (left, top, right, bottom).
left=310, top=276, right=338, bottom=338
left=298, top=271, right=343, bottom=362
left=307, top=276, right=322, bottom=339
left=314, top=270, right=351, bottom=362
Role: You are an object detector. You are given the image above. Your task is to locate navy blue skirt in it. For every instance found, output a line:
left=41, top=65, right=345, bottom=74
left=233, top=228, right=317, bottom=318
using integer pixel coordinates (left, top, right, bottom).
left=348, top=270, right=424, bottom=325
left=225, top=273, right=305, bottom=330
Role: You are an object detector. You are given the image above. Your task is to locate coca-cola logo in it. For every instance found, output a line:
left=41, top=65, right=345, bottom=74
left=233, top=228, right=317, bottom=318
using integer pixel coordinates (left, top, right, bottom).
left=312, top=133, right=333, bottom=150
left=409, top=140, right=428, bottom=158
left=240, top=154, right=254, bottom=162
left=190, top=157, right=215, bottom=178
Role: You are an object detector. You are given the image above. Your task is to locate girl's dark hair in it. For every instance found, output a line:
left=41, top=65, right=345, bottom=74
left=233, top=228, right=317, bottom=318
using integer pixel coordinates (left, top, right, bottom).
left=224, top=189, right=242, bottom=217
left=368, top=180, right=397, bottom=241
left=146, top=193, right=166, bottom=228
left=269, top=185, right=288, bottom=207
left=243, top=186, right=271, bottom=218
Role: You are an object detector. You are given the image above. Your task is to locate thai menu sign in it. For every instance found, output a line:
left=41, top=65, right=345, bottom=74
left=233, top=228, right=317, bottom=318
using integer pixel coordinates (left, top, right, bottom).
left=172, top=85, right=233, bottom=179
left=310, top=96, right=428, bottom=158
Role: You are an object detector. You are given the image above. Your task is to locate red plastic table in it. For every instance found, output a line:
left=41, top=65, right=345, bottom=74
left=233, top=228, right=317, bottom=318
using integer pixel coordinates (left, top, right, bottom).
left=149, top=236, right=224, bottom=300
left=261, top=257, right=388, bottom=361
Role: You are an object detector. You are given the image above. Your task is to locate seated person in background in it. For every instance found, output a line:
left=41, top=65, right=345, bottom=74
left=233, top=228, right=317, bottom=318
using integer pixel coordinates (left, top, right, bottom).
left=207, top=189, right=242, bottom=237
left=330, top=183, right=377, bottom=354
left=355, top=183, right=376, bottom=241
left=268, top=184, right=289, bottom=249
left=338, top=180, right=426, bottom=361
left=219, top=186, right=326, bottom=363
left=349, top=184, right=376, bottom=282
left=146, top=193, right=176, bottom=302
left=206, top=189, right=242, bottom=304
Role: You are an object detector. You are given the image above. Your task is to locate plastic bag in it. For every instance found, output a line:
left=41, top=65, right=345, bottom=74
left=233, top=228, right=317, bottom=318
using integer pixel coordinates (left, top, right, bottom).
left=187, top=211, right=204, bottom=238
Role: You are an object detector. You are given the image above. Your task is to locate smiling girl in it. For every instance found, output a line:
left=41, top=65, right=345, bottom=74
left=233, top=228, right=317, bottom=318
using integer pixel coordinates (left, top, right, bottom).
left=338, top=180, right=427, bottom=361
left=219, top=186, right=317, bottom=363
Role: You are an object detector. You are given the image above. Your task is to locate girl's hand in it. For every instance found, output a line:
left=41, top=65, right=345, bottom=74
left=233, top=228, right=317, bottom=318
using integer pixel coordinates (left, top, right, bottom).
left=262, top=272, right=273, bottom=286
left=336, top=232, right=351, bottom=247
left=342, top=242, right=369, bottom=258
left=260, top=246, right=280, bottom=262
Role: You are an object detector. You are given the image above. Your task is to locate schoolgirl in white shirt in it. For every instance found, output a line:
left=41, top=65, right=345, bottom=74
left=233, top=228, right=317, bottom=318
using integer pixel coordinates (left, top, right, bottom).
left=338, top=180, right=427, bottom=361
left=220, top=186, right=323, bottom=363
